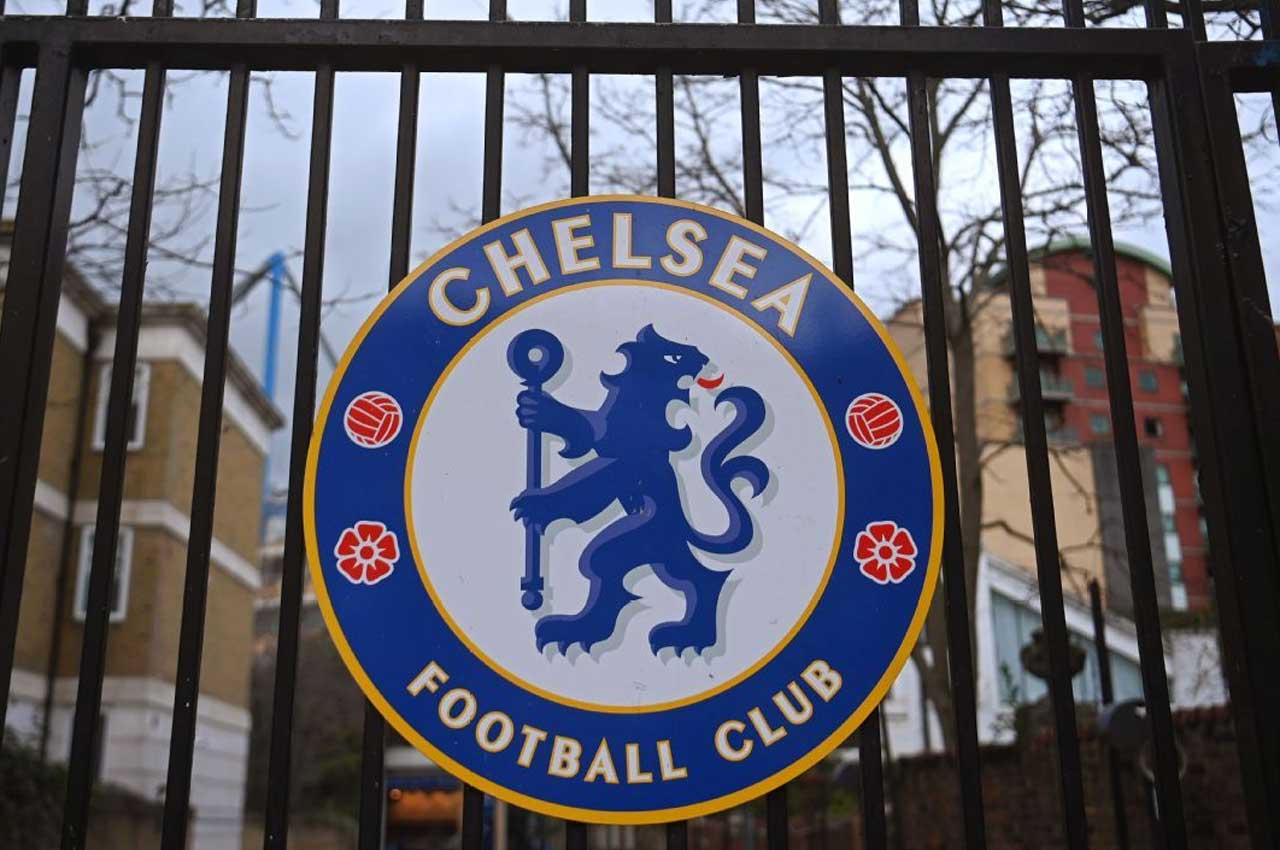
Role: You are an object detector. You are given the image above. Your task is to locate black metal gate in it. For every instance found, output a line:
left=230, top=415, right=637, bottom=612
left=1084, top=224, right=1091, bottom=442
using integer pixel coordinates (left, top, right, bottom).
left=0, top=2, right=1276, bottom=849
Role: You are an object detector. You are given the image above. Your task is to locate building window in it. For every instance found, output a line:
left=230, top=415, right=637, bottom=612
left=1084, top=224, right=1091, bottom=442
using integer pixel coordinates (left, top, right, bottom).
left=92, top=363, right=151, bottom=451
left=1144, top=417, right=1164, bottom=438
left=1138, top=370, right=1158, bottom=393
left=1156, top=465, right=1188, bottom=611
left=990, top=591, right=1143, bottom=710
left=1093, top=330, right=1105, bottom=352
left=1090, top=414, right=1110, bottom=434
left=73, top=525, right=134, bottom=623
left=1084, top=366, right=1105, bottom=388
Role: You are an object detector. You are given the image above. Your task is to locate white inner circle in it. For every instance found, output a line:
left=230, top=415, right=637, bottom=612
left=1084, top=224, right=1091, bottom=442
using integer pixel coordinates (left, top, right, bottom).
left=409, top=284, right=839, bottom=708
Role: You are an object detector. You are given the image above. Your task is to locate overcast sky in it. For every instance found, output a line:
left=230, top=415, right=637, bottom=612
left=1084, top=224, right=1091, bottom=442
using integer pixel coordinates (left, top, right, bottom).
left=5, top=0, right=1277, bottom=493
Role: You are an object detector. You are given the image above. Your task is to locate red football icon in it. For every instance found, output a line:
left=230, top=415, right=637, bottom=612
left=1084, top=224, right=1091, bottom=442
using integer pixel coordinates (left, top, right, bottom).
left=344, top=391, right=403, bottom=448
left=846, top=392, right=903, bottom=449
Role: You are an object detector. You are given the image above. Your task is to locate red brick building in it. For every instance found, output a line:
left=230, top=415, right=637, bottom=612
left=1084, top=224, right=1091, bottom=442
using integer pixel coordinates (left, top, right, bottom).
left=1028, top=240, right=1204, bottom=611
left=888, top=238, right=1205, bottom=616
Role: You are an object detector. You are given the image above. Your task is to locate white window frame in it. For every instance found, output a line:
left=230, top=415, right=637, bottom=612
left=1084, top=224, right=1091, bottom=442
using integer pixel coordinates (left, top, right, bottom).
left=92, top=362, right=151, bottom=451
left=1155, top=464, right=1189, bottom=610
left=73, top=525, right=134, bottom=624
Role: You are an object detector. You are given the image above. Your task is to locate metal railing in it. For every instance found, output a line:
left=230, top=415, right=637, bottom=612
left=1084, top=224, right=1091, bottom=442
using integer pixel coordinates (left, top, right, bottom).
left=1001, top=326, right=1070, bottom=357
left=1014, top=423, right=1080, bottom=447
left=0, top=3, right=1276, bottom=850
left=1009, top=373, right=1076, bottom=402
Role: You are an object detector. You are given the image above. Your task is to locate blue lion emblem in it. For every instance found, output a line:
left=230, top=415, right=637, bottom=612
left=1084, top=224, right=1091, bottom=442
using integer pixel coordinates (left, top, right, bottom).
left=508, top=324, right=770, bottom=656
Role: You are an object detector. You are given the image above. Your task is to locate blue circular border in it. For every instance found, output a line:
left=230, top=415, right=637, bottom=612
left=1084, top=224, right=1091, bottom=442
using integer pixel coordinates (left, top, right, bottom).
left=304, top=196, right=942, bottom=823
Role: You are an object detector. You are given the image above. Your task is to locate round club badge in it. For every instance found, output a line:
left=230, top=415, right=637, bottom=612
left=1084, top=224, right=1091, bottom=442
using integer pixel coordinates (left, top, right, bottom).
left=305, top=196, right=942, bottom=824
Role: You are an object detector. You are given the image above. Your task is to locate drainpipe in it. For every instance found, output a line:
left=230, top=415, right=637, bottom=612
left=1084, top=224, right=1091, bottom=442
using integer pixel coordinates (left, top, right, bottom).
left=40, top=323, right=99, bottom=760
left=260, top=250, right=285, bottom=538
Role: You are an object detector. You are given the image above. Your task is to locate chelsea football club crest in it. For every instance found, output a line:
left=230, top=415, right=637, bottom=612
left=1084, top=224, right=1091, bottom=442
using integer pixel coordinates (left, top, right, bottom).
left=305, top=196, right=942, bottom=824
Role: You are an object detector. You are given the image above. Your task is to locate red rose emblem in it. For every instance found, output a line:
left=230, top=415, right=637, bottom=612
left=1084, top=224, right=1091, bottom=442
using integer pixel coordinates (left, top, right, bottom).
left=334, top=521, right=400, bottom=585
left=854, top=521, right=917, bottom=584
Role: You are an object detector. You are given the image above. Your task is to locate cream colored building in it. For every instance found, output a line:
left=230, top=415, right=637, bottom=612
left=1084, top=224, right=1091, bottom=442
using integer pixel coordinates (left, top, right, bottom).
left=881, top=240, right=1205, bottom=754
left=1, top=233, right=282, bottom=850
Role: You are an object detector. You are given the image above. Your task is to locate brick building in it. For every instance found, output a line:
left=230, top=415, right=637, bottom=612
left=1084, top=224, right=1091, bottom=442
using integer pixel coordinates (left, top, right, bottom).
left=1, top=232, right=283, bottom=850
left=882, top=240, right=1219, bottom=754
left=1022, top=241, right=1203, bottom=611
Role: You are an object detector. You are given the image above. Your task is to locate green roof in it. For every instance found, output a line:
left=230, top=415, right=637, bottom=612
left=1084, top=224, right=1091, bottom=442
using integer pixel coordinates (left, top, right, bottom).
left=989, top=235, right=1173, bottom=286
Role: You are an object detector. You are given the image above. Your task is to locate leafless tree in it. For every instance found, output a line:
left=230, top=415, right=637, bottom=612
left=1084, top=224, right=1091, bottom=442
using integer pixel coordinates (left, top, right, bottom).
left=509, top=0, right=1275, bottom=753
left=4, top=0, right=307, bottom=298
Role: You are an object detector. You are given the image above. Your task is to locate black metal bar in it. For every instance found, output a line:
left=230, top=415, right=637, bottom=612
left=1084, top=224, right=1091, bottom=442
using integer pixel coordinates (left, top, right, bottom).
left=40, top=322, right=96, bottom=763
left=155, top=34, right=250, bottom=850
left=1256, top=0, right=1280, bottom=134
left=0, top=18, right=1185, bottom=80
left=461, top=785, right=486, bottom=850
left=481, top=1, right=507, bottom=224
left=392, top=3, right=424, bottom=241
left=1090, top=581, right=1131, bottom=850
left=481, top=65, right=505, bottom=221
left=815, top=6, right=886, bottom=844
left=980, top=15, right=1092, bottom=850
left=461, top=4, right=509, bottom=847
left=1060, top=20, right=1188, bottom=841
left=818, top=0, right=852, bottom=288
left=1262, top=0, right=1280, bottom=39
left=1147, top=52, right=1280, bottom=849
left=149, top=9, right=253, bottom=850
left=54, top=59, right=130, bottom=850
left=856, top=710, right=887, bottom=850
left=570, top=0, right=588, bottom=196
left=1195, top=40, right=1280, bottom=94
left=903, top=66, right=989, bottom=850
left=1141, top=0, right=1169, bottom=27
left=985, top=44, right=1092, bottom=850
left=563, top=10, right=591, bottom=850
left=0, top=10, right=1273, bottom=850
left=76, top=0, right=161, bottom=837
left=899, top=1, right=991, bottom=847
left=765, top=784, right=788, bottom=850
left=356, top=663, right=386, bottom=844
left=737, top=1, right=763, bottom=223
left=262, top=19, right=336, bottom=850
left=655, top=0, right=675, bottom=198
left=1195, top=68, right=1280, bottom=561
left=654, top=10, right=684, bottom=850
left=1088, top=583, right=1113, bottom=704
left=355, top=5, right=424, bottom=844
left=1259, top=11, right=1280, bottom=152
left=732, top=4, right=784, bottom=843
left=1181, top=0, right=1207, bottom=40
left=0, top=45, right=84, bottom=732
left=566, top=820, right=589, bottom=850
left=667, top=820, right=689, bottom=850
left=131, top=4, right=212, bottom=842
left=0, top=34, right=84, bottom=808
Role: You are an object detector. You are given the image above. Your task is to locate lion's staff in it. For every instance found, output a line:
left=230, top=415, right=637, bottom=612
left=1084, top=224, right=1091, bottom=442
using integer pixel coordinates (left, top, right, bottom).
left=507, top=329, right=565, bottom=610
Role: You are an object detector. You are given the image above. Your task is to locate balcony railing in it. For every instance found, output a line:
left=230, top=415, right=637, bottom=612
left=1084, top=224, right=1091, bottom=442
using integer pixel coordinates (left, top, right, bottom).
left=1009, top=373, right=1075, bottom=402
left=1013, top=423, right=1080, bottom=447
left=1001, top=325, right=1070, bottom=357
